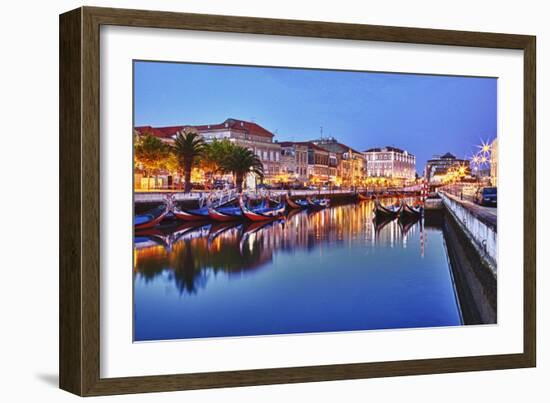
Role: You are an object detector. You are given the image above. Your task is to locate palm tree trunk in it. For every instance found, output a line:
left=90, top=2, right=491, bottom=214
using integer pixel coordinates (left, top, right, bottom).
left=236, top=173, right=244, bottom=193
left=184, top=159, right=193, bottom=193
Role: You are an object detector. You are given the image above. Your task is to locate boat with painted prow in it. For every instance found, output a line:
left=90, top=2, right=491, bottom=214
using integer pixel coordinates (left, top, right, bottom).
left=172, top=206, right=209, bottom=221
left=134, top=197, right=173, bottom=229
left=285, top=193, right=309, bottom=209
left=373, top=199, right=402, bottom=220
left=306, top=196, right=330, bottom=209
left=400, top=200, right=423, bottom=220
left=239, top=196, right=286, bottom=221
left=208, top=205, right=244, bottom=222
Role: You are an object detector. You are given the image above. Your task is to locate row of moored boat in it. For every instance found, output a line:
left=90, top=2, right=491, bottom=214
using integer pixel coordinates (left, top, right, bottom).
left=373, top=199, right=424, bottom=223
left=135, top=194, right=331, bottom=230
left=135, top=192, right=423, bottom=230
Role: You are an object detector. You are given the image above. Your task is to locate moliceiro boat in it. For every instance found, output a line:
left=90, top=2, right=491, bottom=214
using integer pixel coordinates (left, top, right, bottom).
left=208, top=205, right=244, bottom=222
left=400, top=200, right=424, bottom=220
left=373, top=199, right=402, bottom=220
left=134, top=196, right=174, bottom=230
left=172, top=206, right=209, bottom=221
left=285, top=193, right=309, bottom=209
left=173, top=193, right=216, bottom=221
left=239, top=196, right=286, bottom=221
left=306, top=196, right=330, bottom=209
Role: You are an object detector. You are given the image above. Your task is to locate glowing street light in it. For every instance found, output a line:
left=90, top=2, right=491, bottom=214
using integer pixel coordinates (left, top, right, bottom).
left=477, top=139, right=491, bottom=156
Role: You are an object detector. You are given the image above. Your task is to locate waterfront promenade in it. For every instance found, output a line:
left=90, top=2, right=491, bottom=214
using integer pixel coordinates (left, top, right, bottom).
left=439, top=190, right=497, bottom=275
left=135, top=189, right=351, bottom=200
left=439, top=190, right=497, bottom=230
left=134, top=186, right=424, bottom=204
left=135, top=189, right=372, bottom=204
left=424, top=189, right=496, bottom=226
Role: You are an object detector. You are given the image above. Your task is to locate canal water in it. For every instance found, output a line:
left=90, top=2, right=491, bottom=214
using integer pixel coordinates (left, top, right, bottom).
left=133, top=200, right=462, bottom=341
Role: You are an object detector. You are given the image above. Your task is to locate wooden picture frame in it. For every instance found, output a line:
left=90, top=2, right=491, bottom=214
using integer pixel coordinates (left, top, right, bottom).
left=59, top=6, right=536, bottom=396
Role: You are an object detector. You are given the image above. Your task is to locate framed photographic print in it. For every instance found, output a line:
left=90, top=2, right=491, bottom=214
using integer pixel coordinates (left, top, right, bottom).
left=59, top=6, right=536, bottom=396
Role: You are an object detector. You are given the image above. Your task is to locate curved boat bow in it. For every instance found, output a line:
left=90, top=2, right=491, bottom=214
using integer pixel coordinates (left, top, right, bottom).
left=239, top=196, right=286, bottom=221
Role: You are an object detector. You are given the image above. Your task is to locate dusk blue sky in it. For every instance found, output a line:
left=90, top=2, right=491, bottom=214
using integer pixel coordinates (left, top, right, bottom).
left=134, top=61, right=497, bottom=170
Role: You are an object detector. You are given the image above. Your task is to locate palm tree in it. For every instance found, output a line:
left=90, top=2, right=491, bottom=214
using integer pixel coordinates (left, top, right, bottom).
left=220, top=146, right=264, bottom=193
left=173, top=128, right=205, bottom=193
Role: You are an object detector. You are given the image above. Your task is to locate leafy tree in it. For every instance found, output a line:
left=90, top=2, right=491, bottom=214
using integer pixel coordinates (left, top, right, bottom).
left=220, top=146, right=264, bottom=192
left=200, top=139, right=235, bottom=187
left=163, top=153, right=181, bottom=189
left=134, top=133, right=170, bottom=189
left=173, top=128, right=206, bottom=193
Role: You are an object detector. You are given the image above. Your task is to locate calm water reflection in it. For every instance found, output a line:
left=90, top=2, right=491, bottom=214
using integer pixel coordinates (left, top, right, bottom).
left=134, top=200, right=462, bottom=341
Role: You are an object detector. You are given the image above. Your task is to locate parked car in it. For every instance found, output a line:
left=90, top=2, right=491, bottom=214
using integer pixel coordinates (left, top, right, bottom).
left=474, top=187, right=497, bottom=206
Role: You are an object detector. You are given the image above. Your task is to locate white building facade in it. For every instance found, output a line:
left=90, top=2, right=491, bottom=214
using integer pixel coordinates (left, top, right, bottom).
left=363, top=146, right=416, bottom=181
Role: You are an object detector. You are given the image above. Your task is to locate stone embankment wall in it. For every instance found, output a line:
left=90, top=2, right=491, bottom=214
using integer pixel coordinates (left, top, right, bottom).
left=439, top=192, right=497, bottom=275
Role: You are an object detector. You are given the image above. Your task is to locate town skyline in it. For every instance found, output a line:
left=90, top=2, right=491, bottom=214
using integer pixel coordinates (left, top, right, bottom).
left=134, top=61, right=497, bottom=170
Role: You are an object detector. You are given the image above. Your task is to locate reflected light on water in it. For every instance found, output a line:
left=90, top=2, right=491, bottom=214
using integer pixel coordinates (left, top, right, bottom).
left=134, top=199, right=462, bottom=341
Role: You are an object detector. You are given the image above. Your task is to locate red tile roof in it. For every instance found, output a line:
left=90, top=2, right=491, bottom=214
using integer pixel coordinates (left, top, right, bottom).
left=135, top=119, right=275, bottom=140
left=134, top=126, right=174, bottom=139
left=155, top=126, right=187, bottom=137
left=195, top=119, right=274, bottom=138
